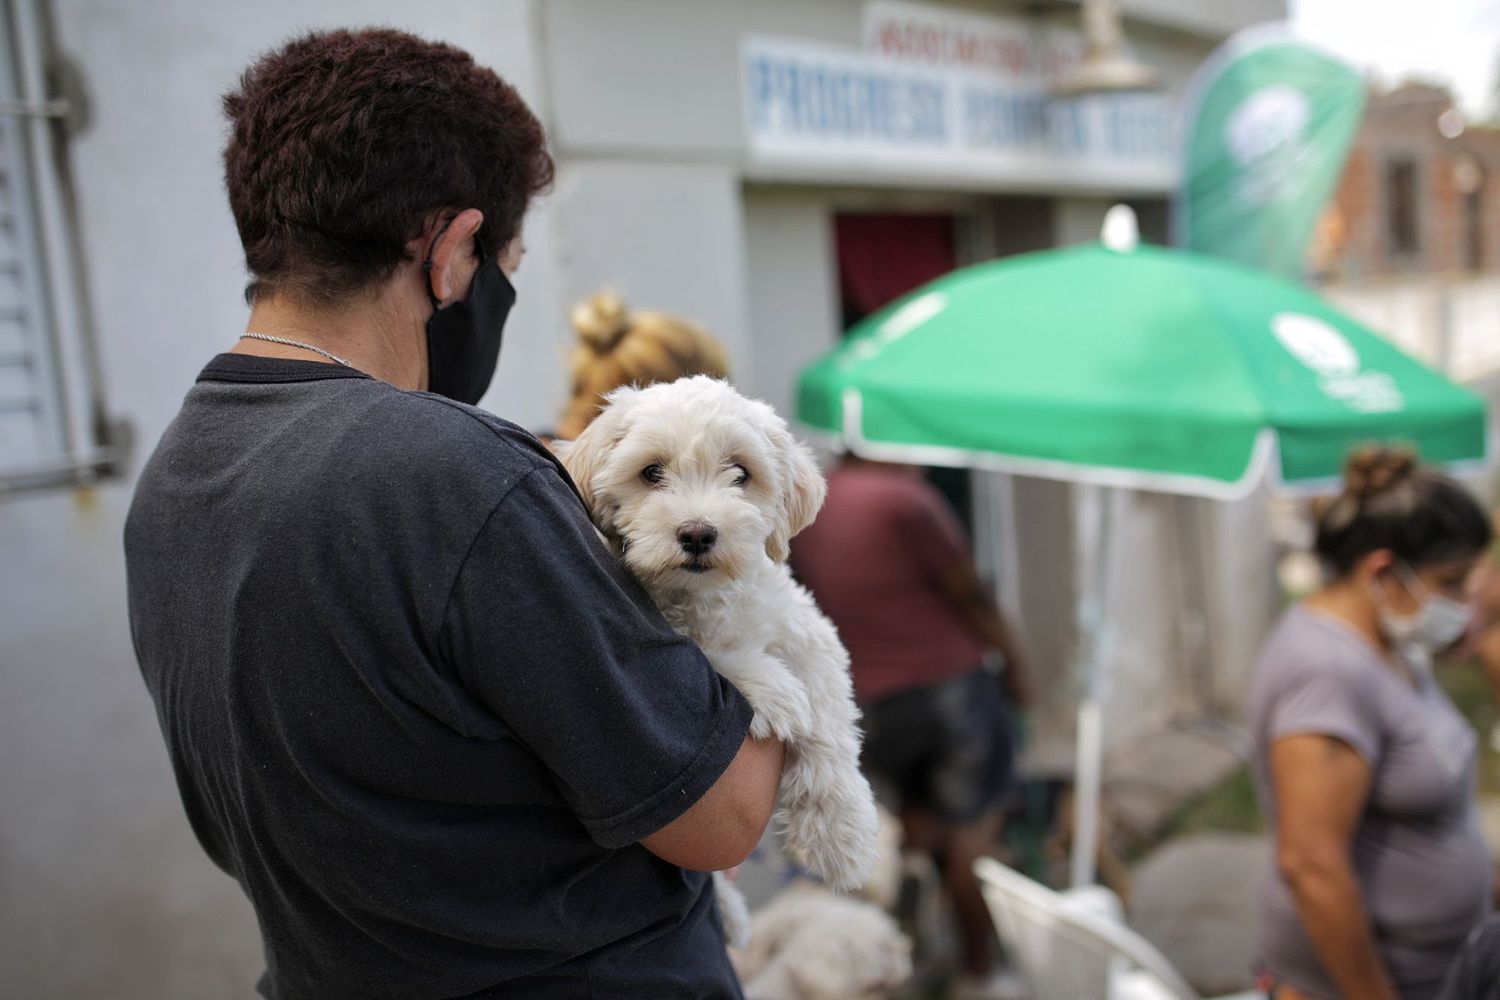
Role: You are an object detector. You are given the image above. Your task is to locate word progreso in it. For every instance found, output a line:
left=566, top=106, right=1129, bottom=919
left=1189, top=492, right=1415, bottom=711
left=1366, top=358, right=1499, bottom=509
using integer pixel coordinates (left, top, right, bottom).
left=744, top=41, right=1174, bottom=175
left=745, top=53, right=948, bottom=143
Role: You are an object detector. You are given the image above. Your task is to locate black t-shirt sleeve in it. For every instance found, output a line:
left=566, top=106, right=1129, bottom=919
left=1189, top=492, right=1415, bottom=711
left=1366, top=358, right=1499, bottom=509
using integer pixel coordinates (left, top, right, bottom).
left=1437, top=915, right=1500, bottom=1000
left=441, top=466, right=754, bottom=849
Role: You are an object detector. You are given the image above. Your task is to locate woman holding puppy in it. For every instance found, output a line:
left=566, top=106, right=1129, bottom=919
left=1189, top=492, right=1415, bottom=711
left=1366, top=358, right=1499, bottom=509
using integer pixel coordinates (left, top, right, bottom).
left=1251, top=446, right=1493, bottom=1000
left=126, top=29, right=778, bottom=1000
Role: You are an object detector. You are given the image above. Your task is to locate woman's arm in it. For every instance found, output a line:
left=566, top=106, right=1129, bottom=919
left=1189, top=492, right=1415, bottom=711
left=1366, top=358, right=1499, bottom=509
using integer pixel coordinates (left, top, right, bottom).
left=936, top=561, right=1033, bottom=706
left=1270, top=734, right=1398, bottom=1000
left=640, top=735, right=785, bottom=871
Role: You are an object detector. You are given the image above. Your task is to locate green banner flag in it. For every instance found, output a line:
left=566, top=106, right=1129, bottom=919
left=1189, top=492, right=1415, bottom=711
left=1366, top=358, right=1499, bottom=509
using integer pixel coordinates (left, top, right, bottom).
left=1174, top=26, right=1366, bottom=278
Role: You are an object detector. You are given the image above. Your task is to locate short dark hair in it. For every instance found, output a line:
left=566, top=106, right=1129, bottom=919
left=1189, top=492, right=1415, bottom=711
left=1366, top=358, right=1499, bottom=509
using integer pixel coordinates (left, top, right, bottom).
left=222, top=28, right=553, bottom=305
left=1314, top=445, right=1492, bottom=577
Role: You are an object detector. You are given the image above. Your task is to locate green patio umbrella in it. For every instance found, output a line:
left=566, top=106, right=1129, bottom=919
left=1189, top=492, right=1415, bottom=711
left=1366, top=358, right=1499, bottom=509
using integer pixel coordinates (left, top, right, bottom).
left=800, top=242, right=1486, bottom=500
left=798, top=233, right=1489, bottom=888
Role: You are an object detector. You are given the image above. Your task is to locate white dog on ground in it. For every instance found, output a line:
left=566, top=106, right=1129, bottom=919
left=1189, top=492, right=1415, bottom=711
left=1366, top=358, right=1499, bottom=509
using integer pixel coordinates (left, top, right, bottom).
left=732, top=806, right=913, bottom=1000
left=734, top=883, right=913, bottom=999
left=559, top=376, right=880, bottom=944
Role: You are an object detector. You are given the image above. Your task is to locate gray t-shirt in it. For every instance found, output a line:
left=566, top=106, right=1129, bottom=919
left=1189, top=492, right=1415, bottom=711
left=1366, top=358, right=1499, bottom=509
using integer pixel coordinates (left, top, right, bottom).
left=1250, top=605, right=1491, bottom=1000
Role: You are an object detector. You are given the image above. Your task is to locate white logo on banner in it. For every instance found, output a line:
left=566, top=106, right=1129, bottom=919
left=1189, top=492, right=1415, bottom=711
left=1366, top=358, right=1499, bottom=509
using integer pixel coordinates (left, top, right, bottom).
left=1224, top=86, right=1311, bottom=205
left=1272, top=312, right=1357, bottom=376
left=1271, top=312, right=1404, bottom=413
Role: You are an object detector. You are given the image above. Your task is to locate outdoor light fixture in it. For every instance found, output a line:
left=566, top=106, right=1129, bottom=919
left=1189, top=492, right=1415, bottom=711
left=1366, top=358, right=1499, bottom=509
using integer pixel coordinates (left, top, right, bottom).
left=1053, top=0, right=1160, bottom=95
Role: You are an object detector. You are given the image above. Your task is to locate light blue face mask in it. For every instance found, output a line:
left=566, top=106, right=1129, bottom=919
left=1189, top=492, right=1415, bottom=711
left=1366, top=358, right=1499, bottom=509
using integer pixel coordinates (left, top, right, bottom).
left=1371, top=562, right=1473, bottom=657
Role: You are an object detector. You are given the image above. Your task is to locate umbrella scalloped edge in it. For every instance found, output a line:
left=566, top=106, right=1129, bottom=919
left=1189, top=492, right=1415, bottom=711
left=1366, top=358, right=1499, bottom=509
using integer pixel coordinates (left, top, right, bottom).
left=823, top=386, right=1280, bottom=501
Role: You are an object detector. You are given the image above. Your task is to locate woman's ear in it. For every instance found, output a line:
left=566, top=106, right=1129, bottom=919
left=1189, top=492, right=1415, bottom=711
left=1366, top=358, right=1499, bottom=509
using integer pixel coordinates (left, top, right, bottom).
left=423, top=207, right=485, bottom=304
left=1356, top=547, right=1420, bottom=610
left=1356, top=548, right=1396, bottom=582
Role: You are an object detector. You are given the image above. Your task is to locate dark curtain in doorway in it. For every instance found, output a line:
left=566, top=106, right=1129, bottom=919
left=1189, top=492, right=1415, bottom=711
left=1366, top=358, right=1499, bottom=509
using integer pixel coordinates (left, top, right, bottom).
left=835, top=213, right=957, bottom=323
left=833, top=212, right=970, bottom=532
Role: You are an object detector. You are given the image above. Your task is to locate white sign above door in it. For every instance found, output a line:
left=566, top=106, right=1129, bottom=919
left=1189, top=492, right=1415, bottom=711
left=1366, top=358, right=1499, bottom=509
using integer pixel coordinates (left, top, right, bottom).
left=741, top=24, right=1177, bottom=193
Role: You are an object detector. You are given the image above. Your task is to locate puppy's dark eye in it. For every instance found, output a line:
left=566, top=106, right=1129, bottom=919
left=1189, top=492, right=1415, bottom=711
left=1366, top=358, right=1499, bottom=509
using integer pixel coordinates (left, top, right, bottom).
left=731, top=464, right=750, bottom=487
left=642, top=463, right=665, bottom=485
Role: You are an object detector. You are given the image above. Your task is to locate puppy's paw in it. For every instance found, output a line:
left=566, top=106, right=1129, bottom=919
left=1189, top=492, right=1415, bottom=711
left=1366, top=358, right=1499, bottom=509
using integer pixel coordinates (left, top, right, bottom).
left=782, top=780, right=880, bottom=892
left=743, top=675, right=813, bottom=742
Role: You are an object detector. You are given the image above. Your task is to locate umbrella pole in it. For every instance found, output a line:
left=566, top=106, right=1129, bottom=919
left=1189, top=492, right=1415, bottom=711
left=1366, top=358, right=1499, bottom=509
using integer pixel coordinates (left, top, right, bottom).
left=1070, top=484, right=1117, bottom=889
left=1070, top=698, right=1105, bottom=888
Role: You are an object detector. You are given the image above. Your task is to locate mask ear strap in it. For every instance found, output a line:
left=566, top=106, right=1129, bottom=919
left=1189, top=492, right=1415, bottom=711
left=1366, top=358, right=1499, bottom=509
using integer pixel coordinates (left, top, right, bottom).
left=1393, top=561, right=1428, bottom=600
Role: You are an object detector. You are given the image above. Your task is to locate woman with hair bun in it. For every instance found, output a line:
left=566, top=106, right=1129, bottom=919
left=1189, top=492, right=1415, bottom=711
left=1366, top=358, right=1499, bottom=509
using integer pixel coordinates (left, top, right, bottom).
left=1251, top=446, right=1495, bottom=1000
left=556, top=290, right=730, bottom=441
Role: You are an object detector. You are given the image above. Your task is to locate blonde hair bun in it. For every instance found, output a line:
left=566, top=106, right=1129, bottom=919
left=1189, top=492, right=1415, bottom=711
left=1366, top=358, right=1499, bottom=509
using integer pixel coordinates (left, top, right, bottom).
left=558, top=288, right=731, bottom=440
left=572, top=290, right=632, bottom=354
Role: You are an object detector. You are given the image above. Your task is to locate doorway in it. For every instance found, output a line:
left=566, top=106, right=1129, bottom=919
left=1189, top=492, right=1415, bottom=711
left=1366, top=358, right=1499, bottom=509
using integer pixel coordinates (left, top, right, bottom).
left=833, top=211, right=974, bottom=529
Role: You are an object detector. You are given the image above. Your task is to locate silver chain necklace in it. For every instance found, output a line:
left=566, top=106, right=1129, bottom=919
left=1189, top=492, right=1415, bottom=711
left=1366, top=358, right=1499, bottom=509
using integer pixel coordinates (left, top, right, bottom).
left=239, top=331, right=352, bottom=368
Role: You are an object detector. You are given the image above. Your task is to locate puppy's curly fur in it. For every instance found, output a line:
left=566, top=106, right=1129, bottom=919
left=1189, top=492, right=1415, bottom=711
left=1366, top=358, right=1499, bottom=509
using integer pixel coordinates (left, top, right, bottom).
left=561, top=377, right=880, bottom=940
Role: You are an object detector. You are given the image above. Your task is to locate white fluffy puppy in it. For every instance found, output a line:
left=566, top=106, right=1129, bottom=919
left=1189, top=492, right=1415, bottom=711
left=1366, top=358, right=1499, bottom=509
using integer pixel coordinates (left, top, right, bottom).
left=733, top=806, right=912, bottom=1000
left=734, top=885, right=913, bottom=1000
left=560, top=376, right=879, bottom=922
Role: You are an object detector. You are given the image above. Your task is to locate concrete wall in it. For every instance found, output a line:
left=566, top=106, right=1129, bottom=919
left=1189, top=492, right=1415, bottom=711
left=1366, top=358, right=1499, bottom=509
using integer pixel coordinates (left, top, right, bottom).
left=0, top=3, right=561, bottom=996
left=741, top=186, right=841, bottom=418
left=542, top=0, right=861, bottom=159
left=551, top=160, right=753, bottom=386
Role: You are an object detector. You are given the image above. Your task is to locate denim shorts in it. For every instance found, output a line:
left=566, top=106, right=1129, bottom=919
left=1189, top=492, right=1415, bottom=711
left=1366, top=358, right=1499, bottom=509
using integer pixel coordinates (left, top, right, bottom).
left=859, top=668, right=1015, bottom=824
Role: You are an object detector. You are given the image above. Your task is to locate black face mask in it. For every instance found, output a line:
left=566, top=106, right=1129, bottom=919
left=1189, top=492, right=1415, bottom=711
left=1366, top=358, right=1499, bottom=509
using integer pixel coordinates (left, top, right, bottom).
left=423, top=236, right=516, bottom=405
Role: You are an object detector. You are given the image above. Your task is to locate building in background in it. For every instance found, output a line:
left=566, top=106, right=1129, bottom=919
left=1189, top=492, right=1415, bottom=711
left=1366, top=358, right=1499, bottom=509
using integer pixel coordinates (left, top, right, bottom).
left=538, top=0, right=1288, bottom=850
left=1313, top=81, right=1500, bottom=388
left=0, top=2, right=1283, bottom=996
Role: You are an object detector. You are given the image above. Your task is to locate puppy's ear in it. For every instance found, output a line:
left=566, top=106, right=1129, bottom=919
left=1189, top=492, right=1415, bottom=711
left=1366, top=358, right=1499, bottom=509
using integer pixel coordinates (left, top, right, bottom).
left=558, top=385, right=640, bottom=519
left=765, top=425, right=827, bottom=563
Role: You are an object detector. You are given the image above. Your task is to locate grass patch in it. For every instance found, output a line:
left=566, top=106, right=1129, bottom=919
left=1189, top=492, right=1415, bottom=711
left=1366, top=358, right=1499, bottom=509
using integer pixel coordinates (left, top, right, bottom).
left=1437, top=657, right=1500, bottom=791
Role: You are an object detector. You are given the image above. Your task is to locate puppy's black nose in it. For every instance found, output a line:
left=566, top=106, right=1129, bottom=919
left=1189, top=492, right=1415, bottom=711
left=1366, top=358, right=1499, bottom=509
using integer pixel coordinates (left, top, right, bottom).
left=677, top=521, right=718, bottom=556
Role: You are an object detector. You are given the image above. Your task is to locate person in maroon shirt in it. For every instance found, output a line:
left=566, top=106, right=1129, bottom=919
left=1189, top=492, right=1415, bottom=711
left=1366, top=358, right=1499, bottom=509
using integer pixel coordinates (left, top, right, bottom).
left=790, top=456, right=1032, bottom=990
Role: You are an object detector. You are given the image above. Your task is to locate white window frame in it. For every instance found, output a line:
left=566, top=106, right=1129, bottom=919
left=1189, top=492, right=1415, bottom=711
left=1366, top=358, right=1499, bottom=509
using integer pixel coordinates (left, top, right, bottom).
left=0, top=0, right=120, bottom=495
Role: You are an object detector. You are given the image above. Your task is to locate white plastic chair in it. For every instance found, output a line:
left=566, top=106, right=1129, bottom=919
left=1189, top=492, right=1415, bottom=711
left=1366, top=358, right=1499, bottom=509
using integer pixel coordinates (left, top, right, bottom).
left=975, top=857, right=1259, bottom=1000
